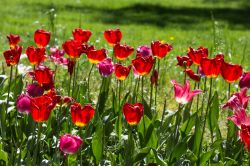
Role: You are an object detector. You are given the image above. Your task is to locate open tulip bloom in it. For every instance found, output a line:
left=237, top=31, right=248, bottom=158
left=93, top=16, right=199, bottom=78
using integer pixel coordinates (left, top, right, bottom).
left=34, top=65, right=55, bottom=91
left=59, top=134, right=83, bottom=154
left=62, top=39, right=82, bottom=59
left=187, top=47, right=208, bottom=65
left=87, top=48, right=107, bottom=64
left=151, top=40, right=172, bottom=59
left=221, top=61, right=243, bottom=83
left=104, top=29, right=122, bottom=45
left=114, top=64, right=131, bottom=80
left=114, top=43, right=134, bottom=60
left=171, top=80, right=202, bottom=104
left=3, top=46, right=22, bottom=66
left=70, top=102, right=95, bottom=127
left=26, top=46, right=47, bottom=65
left=7, top=33, right=21, bottom=49
left=34, top=29, right=51, bottom=48
left=123, top=103, right=144, bottom=125
left=72, top=28, right=92, bottom=43
left=200, top=55, right=223, bottom=78
left=132, top=55, right=155, bottom=76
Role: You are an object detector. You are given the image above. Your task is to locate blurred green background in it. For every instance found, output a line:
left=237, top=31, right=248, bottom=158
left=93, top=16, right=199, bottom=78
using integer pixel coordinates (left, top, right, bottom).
left=0, top=0, right=250, bottom=62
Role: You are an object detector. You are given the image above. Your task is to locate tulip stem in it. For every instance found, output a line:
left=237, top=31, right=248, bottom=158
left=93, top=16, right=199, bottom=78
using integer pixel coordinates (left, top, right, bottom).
left=199, top=78, right=213, bottom=159
left=79, top=127, right=83, bottom=165
left=154, top=59, right=160, bottom=111
left=68, top=74, right=72, bottom=96
left=226, top=83, right=232, bottom=157
left=87, top=64, right=94, bottom=101
left=141, top=76, right=146, bottom=138
left=33, top=123, right=42, bottom=164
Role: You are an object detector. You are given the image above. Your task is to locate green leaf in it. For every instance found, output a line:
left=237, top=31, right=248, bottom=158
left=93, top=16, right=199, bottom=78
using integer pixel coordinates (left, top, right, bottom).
left=145, top=123, right=157, bottom=148
left=92, top=121, right=103, bottom=164
left=152, top=149, right=167, bottom=165
left=11, top=75, right=23, bottom=100
left=169, top=141, right=187, bottom=163
left=192, top=114, right=202, bottom=155
left=181, top=112, right=197, bottom=137
left=199, top=150, right=213, bottom=165
left=207, top=91, right=219, bottom=132
left=0, top=143, right=8, bottom=165
left=133, top=147, right=151, bottom=163
left=142, top=99, right=153, bottom=120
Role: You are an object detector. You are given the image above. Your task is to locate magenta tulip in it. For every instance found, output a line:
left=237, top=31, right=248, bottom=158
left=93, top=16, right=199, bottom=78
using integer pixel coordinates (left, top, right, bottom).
left=171, top=80, right=202, bottom=104
left=26, top=83, right=44, bottom=97
left=228, top=109, right=250, bottom=128
left=59, top=134, right=83, bottom=154
left=136, top=45, right=152, bottom=57
left=96, top=58, right=114, bottom=77
left=16, top=94, right=31, bottom=114
left=240, top=72, right=250, bottom=89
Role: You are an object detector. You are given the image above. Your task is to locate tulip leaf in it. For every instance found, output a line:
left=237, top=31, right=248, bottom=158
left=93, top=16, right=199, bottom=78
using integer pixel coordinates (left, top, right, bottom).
left=142, top=99, right=153, bottom=120
left=199, top=150, right=213, bottom=165
left=192, top=113, right=202, bottom=155
left=11, top=75, right=23, bottom=100
left=0, top=143, right=8, bottom=165
left=207, top=91, right=219, bottom=133
left=133, top=147, right=151, bottom=163
left=181, top=112, right=197, bottom=137
left=92, top=121, right=103, bottom=164
left=169, top=141, right=187, bottom=164
left=152, top=148, right=167, bottom=165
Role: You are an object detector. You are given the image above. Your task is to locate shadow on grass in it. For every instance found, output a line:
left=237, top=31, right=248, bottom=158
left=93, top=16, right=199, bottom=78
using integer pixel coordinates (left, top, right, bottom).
left=27, top=2, right=250, bottom=30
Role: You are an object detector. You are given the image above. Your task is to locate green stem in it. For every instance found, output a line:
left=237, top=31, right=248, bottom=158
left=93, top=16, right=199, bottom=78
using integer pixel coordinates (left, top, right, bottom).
left=87, top=64, right=94, bottom=101
left=154, top=59, right=160, bottom=110
left=160, top=96, right=167, bottom=129
left=141, top=77, right=146, bottom=138
left=79, top=127, right=83, bottom=165
left=174, top=104, right=182, bottom=142
left=5, top=65, right=13, bottom=117
left=199, top=78, right=213, bottom=156
left=33, top=123, right=42, bottom=164
left=68, top=74, right=72, bottom=96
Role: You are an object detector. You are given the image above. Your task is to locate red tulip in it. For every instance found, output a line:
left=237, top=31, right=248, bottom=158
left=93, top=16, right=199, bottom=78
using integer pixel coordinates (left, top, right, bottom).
left=132, top=55, right=155, bottom=76
left=171, top=80, right=202, bottom=104
left=114, top=64, right=131, bottom=80
left=228, top=109, right=250, bottom=128
left=62, top=39, right=82, bottom=59
left=221, top=61, right=243, bottom=83
left=26, top=46, right=47, bottom=65
left=185, top=69, right=201, bottom=82
left=81, top=44, right=94, bottom=54
left=114, top=44, right=134, bottom=60
left=200, top=55, right=223, bottom=78
left=3, top=46, right=22, bottom=66
left=122, top=103, right=144, bottom=125
left=239, top=124, right=250, bottom=151
left=176, top=56, right=193, bottom=68
left=150, top=69, right=158, bottom=85
left=72, top=28, right=92, bottom=43
left=240, top=72, right=250, bottom=89
left=59, top=134, right=83, bottom=154
left=67, top=59, right=76, bottom=76
left=87, top=48, right=107, bottom=64
left=34, top=65, right=54, bottom=91
left=70, top=102, right=95, bottom=127
left=7, top=34, right=21, bottom=48
left=30, top=94, right=55, bottom=122
left=34, top=29, right=51, bottom=48
left=151, top=40, right=172, bottom=59
left=104, top=29, right=122, bottom=45
left=187, top=47, right=208, bottom=65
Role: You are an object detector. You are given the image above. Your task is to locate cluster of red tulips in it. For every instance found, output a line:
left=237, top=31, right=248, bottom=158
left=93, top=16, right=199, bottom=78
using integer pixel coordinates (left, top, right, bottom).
left=2, top=27, right=250, bottom=164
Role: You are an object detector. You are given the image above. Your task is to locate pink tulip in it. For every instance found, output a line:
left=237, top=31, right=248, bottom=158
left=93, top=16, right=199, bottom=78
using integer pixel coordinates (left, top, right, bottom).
left=171, top=80, right=202, bottom=104
left=16, top=94, right=31, bottom=114
left=228, top=109, right=250, bottom=128
left=96, top=58, right=114, bottom=77
left=222, top=88, right=250, bottom=112
left=49, top=47, right=68, bottom=66
left=136, top=45, right=152, bottom=57
left=26, top=83, right=44, bottom=97
left=240, top=72, right=250, bottom=89
left=59, top=134, right=83, bottom=154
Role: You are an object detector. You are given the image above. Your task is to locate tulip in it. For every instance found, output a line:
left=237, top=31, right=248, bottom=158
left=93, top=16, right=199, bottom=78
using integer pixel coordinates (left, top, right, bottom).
left=200, top=55, right=223, bottom=78
left=81, top=44, right=94, bottom=54
left=176, top=56, right=193, bottom=68
left=171, top=80, right=202, bottom=104
left=239, top=72, right=250, bottom=89
left=96, top=58, right=114, bottom=77
left=70, top=102, right=95, bottom=127
left=185, top=69, right=201, bottom=82
left=72, top=28, right=92, bottom=43
left=187, top=47, right=208, bottom=65
left=122, top=103, right=144, bottom=125
left=87, top=48, right=107, bottom=64
left=137, top=45, right=152, bottom=57
left=114, top=64, right=131, bottom=80
left=62, top=39, right=82, bottom=59
left=63, top=96, right=74, bottom=106
left=222, top=88, right=250, bottom=112
left=151, top=40, right=172, bottom=59
left=7, top=34, right=21, bottom=48
left=132, top=55, right=155, bottom=76
left=26, top=83, right=44, bottom=97
left=3, top=46, right=22, bottom=66
left=239, top=124, right=250, bottom=151
left=150, top=69, right=158, bottom=85
left=34, top=29, right=51, bottom=48
left=67, top=59, right=76, bottom=76
left=16, top=94, right=31, bottom=114
left=26, top=46, right=47, bottom=65
left=34, top=65, right=54, bottom=91
left=104, top=29, right=122, bottom=45
left=49, top=47, right=68, bottom=66
left=59, top=134, right=83, bottom=154
left=114, top=44, right=134, bottom=60
left=30, top=94, right=55, bottom=122
left=221, top=61, right=243, bottom=83
left=228, top=109, right=250, bottom=128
